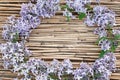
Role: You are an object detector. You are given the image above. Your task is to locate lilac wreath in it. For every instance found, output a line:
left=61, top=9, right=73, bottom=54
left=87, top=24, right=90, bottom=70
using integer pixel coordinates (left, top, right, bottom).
left=0, top=0, right=118, bottom=80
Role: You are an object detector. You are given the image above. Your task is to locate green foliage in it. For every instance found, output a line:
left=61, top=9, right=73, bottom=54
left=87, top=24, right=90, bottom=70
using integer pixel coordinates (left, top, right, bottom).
left=66, top=13, right=70, bottom=22
left=61, top=5, right=74, bottom=12
left=114, top=34, right=120, bottom=40
left=110, top=41, right=118, bottom=52
left=99, top=50, right=108, bottom=58
left=12, top=32, right=19, bottom=43
left=94, top=72, right=101, bottom=79
left=110, top=44, right=117, bottom=52
left=78, top=12, right=86, bottom=20
left=49, top=73, right=59, bottom=80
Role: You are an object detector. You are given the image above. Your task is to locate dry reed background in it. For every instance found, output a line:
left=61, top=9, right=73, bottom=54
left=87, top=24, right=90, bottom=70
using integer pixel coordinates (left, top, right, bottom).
left=0, top=0, right=120, bottom=80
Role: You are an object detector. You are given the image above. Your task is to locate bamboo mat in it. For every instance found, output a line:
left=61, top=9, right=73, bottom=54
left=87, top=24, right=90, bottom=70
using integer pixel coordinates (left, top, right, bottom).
left=0, top=0, right=120, bottom=80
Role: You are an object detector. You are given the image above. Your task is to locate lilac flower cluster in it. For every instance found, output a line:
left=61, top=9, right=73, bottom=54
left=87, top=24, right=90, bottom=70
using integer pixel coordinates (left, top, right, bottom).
left=17, top=58, right=48, bottom=80
left=94, top=27, right=107, bottom=38
left=2, top=16, right=18, bottom=41
left=0, top=41, right=116, bottom=80
left=36, top=0, right=60, bottom=18
left=2, top=15, right=40, bottom=40
left=0, top=42, right=31, bottom=71
left=66, top=0, right=91, bottom=13
left=21, top=0, right=60, bottom=18
left=47, top=59, right=73, bottom=79
left=84, top=5, right=116, bottom=52
left=85, top=6, right=116, bottom=28
left=98, top=39, right=111, bottom=51
left=2, top=0, right=60, bottom=41
left=73, top=52, right=116, bottom=80
left=73, top=62, right=93, bottom=80
left=63, top=0, right=91, bottom=19
left=11, top=53, right=116, bottom=80
left=93, top=52, right=116, bottom=80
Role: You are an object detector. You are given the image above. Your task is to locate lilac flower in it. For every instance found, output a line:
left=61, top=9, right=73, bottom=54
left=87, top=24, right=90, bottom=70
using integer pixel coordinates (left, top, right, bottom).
left=93, top=6, right=110, bottom=16
left=85, top=6, right=116, bottom=27
left=63, top=9, right=75, bottom=20
left=93, top=6, right=116, bottom=27
left=0, top=42, right=31, bottom=71
left=17, top=58, right=48, bottom=80
left=84, top=13, right=95, bottom=26
left=73, top=62, right=93, bottom=80
left=2, top=16, right=18, bottom=41
left=2, top=25, right=18, bottom=41
left=20, top=2, right=40, bottom=28
left=96, top=0, right=101, bottom=3
left=96, top=13, right=115, bottom=27
left=94, top=27, right=107, bottom=38
left=98, top=39, right=111, bottom=51
left=93, top=52, right=116, bottom=80
left=47, top=59, right=61, bottom=73
left=66, top=0, right=91, bottom=14
left=27, top=58, right=48, bottom=80
left=112, top=29, right=120, bottom=35
left=23, top=15, right=40, bottom=29
left=20, top=2, right=38, bottom=18
left=15, top=16, right=40, bottom=39
left=47, top=59, right=63, bottom=79
left=36, top=0, right=60, bottom=18
left=61, top=59, right=73, bottom=74
left=2, top=15, right=40, bottom=41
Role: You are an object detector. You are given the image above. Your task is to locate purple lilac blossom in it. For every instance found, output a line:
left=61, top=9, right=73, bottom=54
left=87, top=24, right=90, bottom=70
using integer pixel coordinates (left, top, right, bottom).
left=47, top=59, right=63, bottom=79
left=85, top=6, right=116, bottom=27
left=113, top=29, right=120, bottom=35
left=27, top=58, right=48, bottom=80
left=0, top=42, right=31, bottom=71
left=61, top=59, right=73, bottom=74
left=20, top=2, right=38, bottom=18
left=93, top=6, right=116, bottom=27
left=2, top=15, right=40, bottom=41
left=98, top=39, right=111, bottom=51
left=73, top=62, right=93, bottom=80
left=15, top=17, right=40, bottom=39
left=2, top=16, right=18, bottom=41
left=63, top=9, right=75, bottom=20
left=66, top=0, right=91, bottom=13
left=20, top=2, right=40, bottom=28
left=94, top=27, right=107, bottom=38
left=36, top=0, right=60, bottom=18
left=17, top=58, right=48, bottom=80
left=63, top=0, right=91, bottom=20
left=84, top=13, right=95, bottom=26
left=93, top=52, right=116, bottom=80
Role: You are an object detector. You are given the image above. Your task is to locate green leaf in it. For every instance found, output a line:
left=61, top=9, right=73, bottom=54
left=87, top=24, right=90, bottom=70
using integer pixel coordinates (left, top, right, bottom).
left=94, top=73, right=101, bottom=79
left=111, top=45, right=117, bottom=52
left=49, top=73, right=58, bottom=80
left=66, top=14, right=70, bottom=22
left=99, top=50, right=107, bottom=58
left=78, top=12, right=86, bottom=20
left=61, top=5, right=67, bottom=10
left=12, top=32, right=19, bottom=43
left=114, top=34, right=120, bottom=40
left=110, top=41, right=118, bottom=52
left=61, top=5, right=74, bottom=12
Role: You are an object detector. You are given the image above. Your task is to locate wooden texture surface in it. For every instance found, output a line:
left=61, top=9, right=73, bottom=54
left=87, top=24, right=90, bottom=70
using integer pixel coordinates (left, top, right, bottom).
left=0, top=0, right=120, bottom=80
